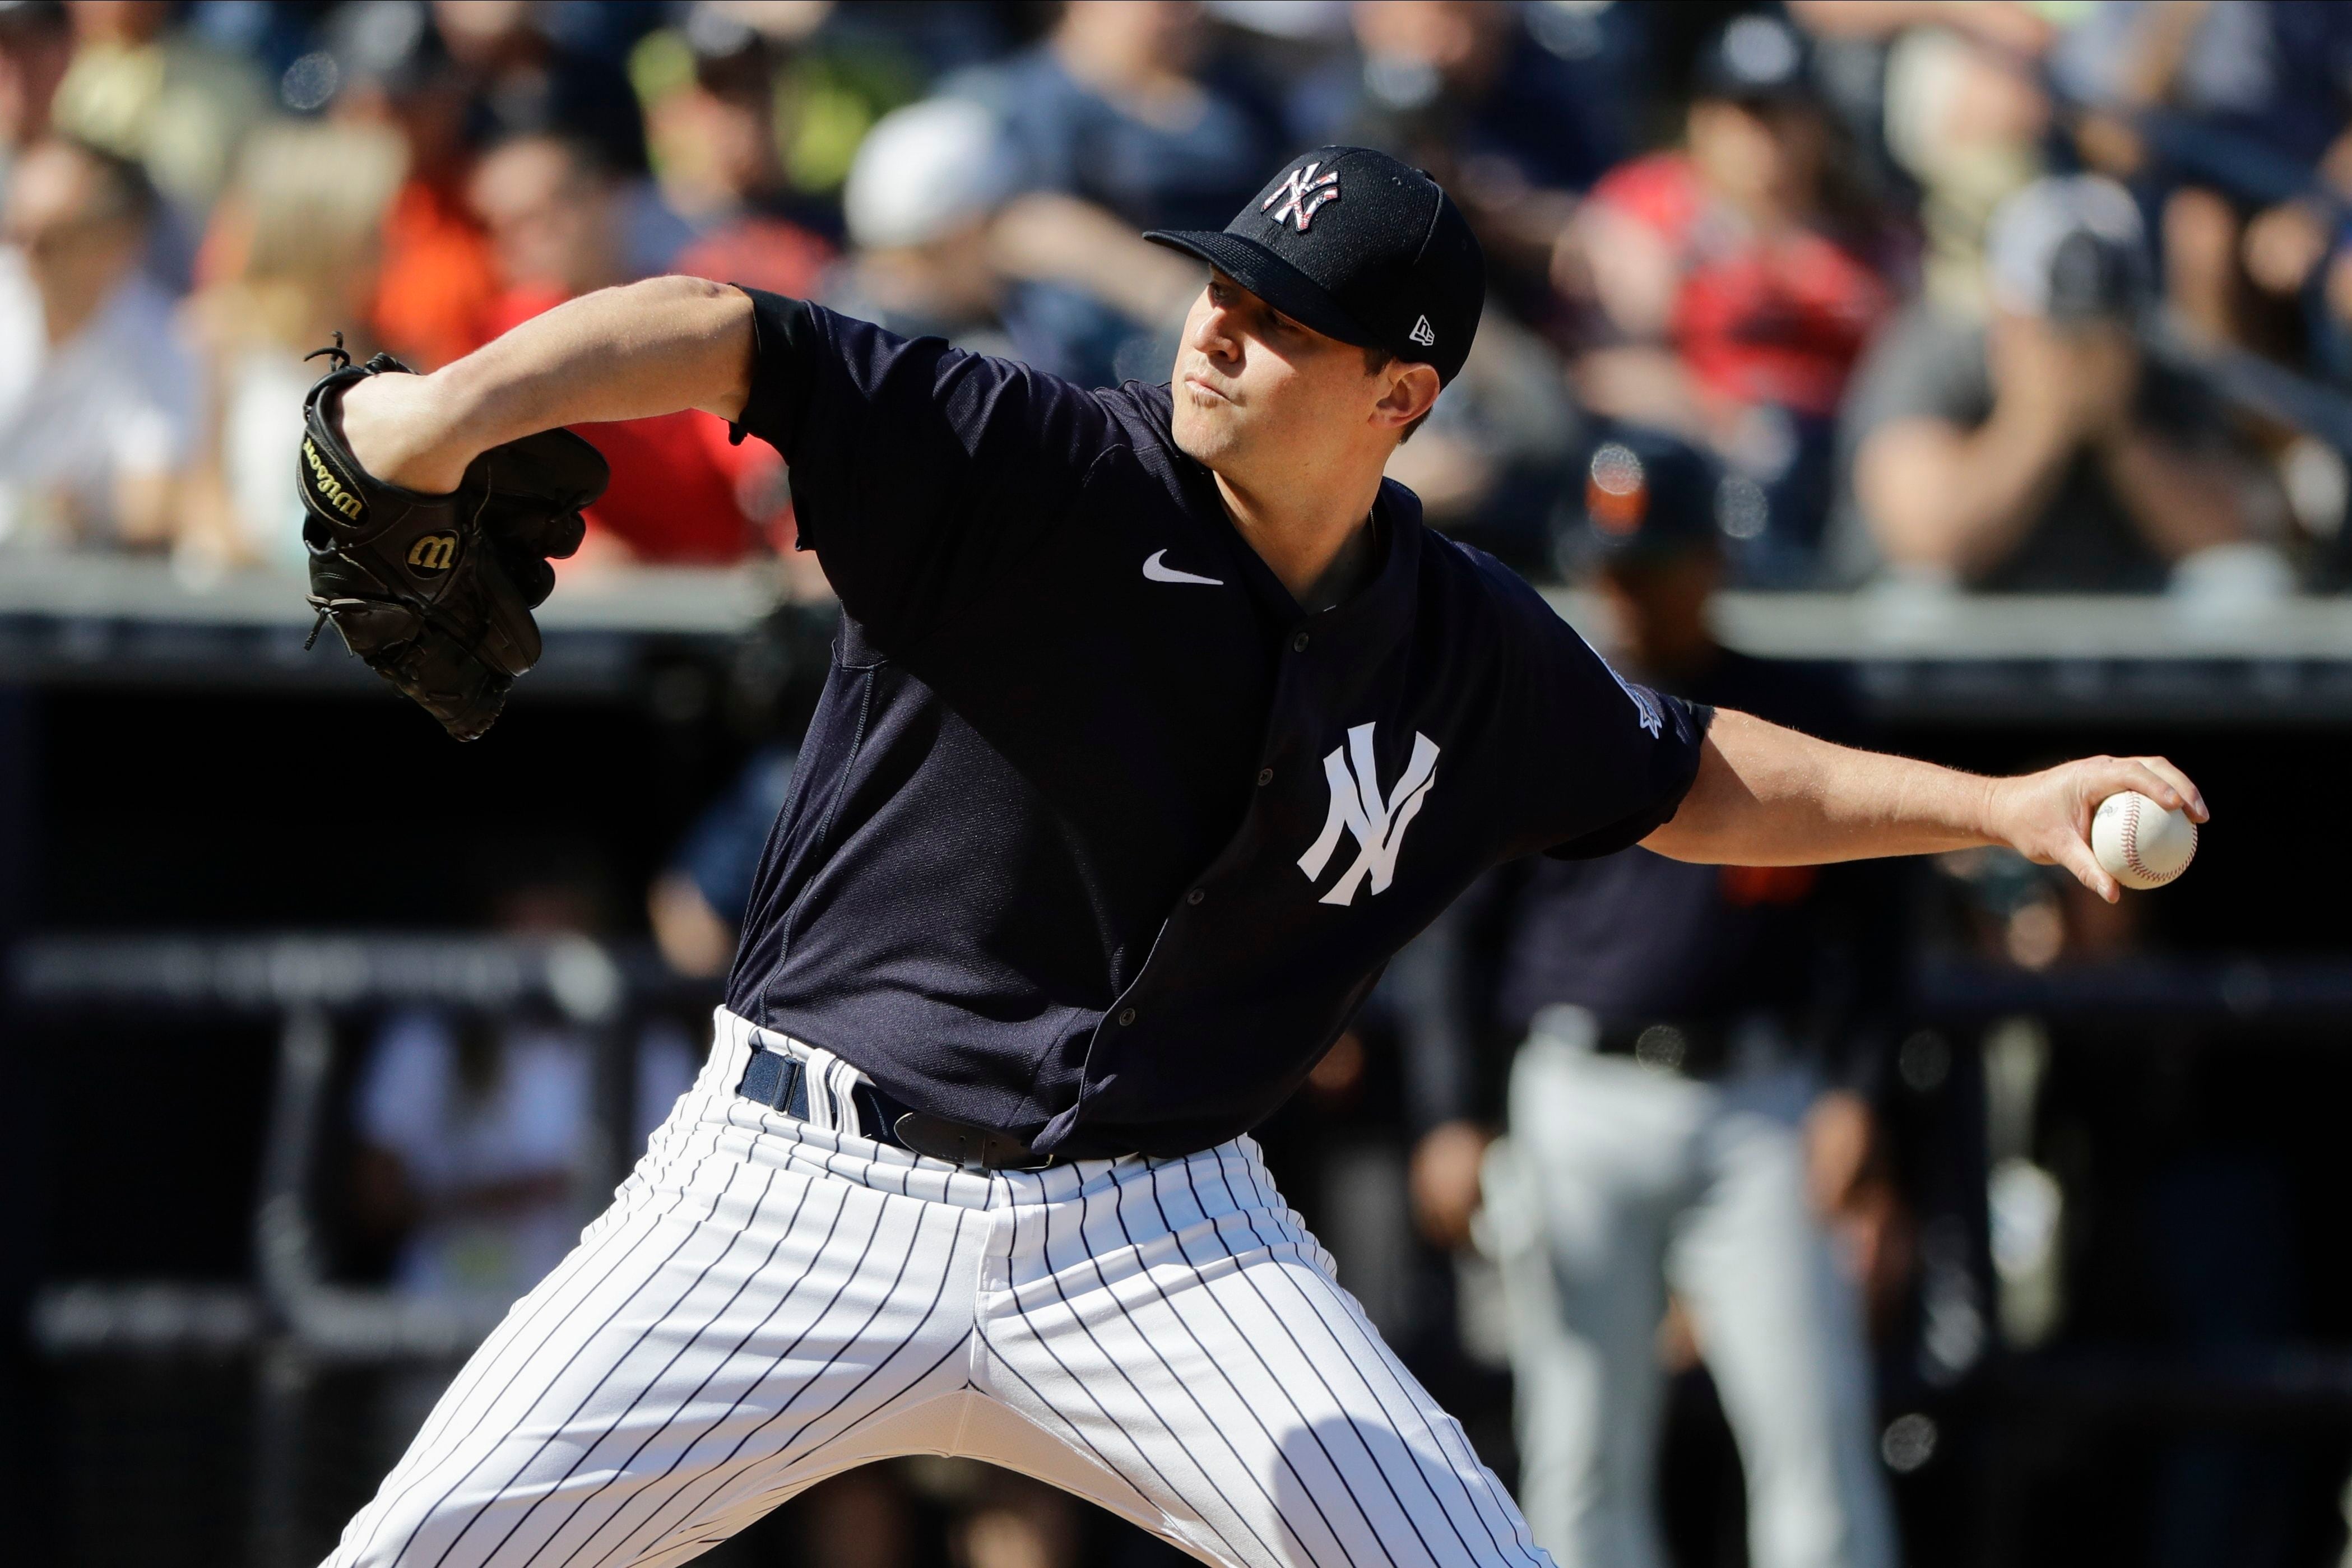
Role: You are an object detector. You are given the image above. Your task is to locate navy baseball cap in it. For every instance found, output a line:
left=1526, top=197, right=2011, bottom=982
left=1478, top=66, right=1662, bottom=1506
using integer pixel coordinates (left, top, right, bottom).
left=1144, top=146, right=1486, bottom=384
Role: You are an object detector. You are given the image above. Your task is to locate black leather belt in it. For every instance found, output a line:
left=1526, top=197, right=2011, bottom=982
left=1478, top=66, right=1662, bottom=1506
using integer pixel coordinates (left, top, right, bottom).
left=735, top=1049, right=1063, bottom=1171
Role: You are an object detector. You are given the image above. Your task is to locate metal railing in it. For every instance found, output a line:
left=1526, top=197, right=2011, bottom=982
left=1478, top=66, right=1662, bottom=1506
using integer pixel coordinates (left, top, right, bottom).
left=14, top=934, right=717, bottom=1360
left=12, top=933, right=722, bottom=1565
left=11, top=555, right=2352, bottom=718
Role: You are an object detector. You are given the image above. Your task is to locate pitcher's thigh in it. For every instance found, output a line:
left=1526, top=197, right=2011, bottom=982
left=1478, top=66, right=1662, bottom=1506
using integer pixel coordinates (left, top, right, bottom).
left=983, top=1209, right=1550, bottom=1568
left=327, top=1150, right=975, bottom=1568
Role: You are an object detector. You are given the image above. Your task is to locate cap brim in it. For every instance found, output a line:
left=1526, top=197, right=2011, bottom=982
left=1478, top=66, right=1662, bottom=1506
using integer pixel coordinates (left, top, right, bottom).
left=1143, top=229, right=1383, bottom=352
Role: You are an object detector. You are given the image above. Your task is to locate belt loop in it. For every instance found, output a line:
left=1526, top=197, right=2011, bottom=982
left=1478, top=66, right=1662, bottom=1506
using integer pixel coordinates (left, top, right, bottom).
left=735, top=1049, right=806, bottom=1115
left=799, top=1046, right=842, bottom=1131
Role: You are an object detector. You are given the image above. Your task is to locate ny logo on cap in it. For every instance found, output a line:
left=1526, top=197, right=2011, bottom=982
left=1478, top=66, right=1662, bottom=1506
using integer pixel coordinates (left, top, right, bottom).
left=1262, top=160, right=1341, bottom=232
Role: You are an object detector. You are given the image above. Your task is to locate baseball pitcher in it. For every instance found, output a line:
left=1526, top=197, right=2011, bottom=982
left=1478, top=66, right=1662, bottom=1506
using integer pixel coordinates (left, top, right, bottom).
left=296, top=147, right=2204, bottom=1568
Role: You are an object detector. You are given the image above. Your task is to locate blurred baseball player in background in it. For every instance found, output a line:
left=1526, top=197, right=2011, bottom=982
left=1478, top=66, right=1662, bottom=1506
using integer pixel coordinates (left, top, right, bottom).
left=308, top=146, right=2203, bottom=1568
left=1411, top=431, right=1900, bottom=1568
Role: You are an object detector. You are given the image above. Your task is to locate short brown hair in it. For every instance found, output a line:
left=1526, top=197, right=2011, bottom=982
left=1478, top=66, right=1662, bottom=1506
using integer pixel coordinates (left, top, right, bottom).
left=1363, top=346, right=1433, bottom=443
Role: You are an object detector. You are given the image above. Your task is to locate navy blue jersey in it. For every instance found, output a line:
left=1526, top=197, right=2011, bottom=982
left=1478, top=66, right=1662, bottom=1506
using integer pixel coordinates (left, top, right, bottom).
left=720, top=291, right=1708, bottom=1158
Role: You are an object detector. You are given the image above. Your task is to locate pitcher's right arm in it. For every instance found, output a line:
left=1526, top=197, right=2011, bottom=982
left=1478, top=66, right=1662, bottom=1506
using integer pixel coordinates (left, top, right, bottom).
left=337, top=276, right=754, bottom=494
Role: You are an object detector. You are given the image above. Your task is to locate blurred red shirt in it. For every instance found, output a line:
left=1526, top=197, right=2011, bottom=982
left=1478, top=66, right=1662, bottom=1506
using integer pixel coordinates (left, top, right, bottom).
left=373, top=178, right=500, bottom=372
left=1588, top=152, right=1893, bottom=420
left=484, top=286, right=785, bottom=564
left=671, top=216, right=833, bottom=304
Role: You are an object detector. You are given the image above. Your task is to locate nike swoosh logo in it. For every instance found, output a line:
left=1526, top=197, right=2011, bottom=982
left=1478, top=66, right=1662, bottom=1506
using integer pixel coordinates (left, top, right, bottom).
left=1143, top=549, right=1223, bottom=587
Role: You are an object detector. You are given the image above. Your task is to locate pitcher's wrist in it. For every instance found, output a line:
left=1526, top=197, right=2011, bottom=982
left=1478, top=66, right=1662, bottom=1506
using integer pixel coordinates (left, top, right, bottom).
left=341, top=369, right=475, bottom=495
left=1971, top=772, right=2013, bottom=851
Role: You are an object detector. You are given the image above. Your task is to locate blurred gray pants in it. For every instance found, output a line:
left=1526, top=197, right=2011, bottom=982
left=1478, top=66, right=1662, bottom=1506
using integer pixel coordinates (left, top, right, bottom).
left=1483, top=1008, right=1895, bottom=1568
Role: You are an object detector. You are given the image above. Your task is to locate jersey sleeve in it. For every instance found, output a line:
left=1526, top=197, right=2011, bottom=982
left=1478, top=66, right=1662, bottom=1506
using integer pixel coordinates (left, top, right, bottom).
left=725, top=289, right=1112, bottom=643
left=1485, top=568, right=1712, bottom=860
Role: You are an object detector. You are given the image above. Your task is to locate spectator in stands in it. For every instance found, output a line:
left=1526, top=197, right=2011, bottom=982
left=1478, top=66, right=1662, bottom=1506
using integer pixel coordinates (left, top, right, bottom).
left=433, top=0, right=687, bottom=280
left=1295, top=0, right=1639, bottom=314
left=470, top=131, right=774, bottom=563
left=639, top=0, right=965, bottom=235
left=822, top=96, right=1094, bottom=379
left=1790, top=2, right=2054, bottom=317
left=0, top=1, right=72, bottom=200
left=47, top=0, right=266, bottom=239
left=1836, top=174, right=2290, bottom=597
left=352, top=875, right=694, bottom=1320
left=354, top=1006, right=692, bottom=1314
left=2045, top=1, right=2352, bottom=371
left=1408, top=432, right=1901, bottom=1568
left=0, top=135, right=192, bottom=551
left=966, top=0, right=1282, bottom=383
left=985, top=0, right=1276, bottom=235
left=182, top=122, right=406, bottom=573
left=432, top=0, right=646, bottom=178
left=1560, top=15, right=1900, bottom=583
left=472, top=132, right=623, bottom=331
left=649, top=8, right=833, bottom=303
left=325, top=0, right=499, bottom=371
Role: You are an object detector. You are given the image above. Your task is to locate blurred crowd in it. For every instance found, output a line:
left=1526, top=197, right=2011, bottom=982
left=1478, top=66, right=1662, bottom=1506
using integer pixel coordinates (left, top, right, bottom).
left=6, top=0, right=2352, bottom=598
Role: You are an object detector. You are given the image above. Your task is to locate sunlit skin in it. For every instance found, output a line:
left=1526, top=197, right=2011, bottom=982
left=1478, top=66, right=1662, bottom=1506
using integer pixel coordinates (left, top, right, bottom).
left=1170, top=270, right=1438, bottom=608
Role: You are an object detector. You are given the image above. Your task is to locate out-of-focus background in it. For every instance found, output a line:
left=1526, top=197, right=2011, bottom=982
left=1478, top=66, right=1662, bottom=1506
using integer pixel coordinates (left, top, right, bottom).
left=6, top=2, right=2352, bottom=1566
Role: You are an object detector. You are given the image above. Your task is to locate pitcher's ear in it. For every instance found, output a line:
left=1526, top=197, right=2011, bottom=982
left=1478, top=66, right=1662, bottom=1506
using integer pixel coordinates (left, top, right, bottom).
left=1375, top=360, right=1441, bottom=430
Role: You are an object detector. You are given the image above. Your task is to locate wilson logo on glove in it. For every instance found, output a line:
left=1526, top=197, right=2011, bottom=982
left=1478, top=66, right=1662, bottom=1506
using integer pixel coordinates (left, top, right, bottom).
left=407, top=534, right=460, bottom=573
left=301, top=437, right=366, bottom=523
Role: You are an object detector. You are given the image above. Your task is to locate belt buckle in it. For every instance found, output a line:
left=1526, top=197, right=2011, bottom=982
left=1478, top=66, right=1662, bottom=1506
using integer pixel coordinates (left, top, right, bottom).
left=891, top=1111, right=1054, bottom=1172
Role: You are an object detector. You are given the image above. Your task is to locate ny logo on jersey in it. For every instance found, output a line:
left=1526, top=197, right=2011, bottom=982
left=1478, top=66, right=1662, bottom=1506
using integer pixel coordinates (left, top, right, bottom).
left=1298, top=722, right=1440, bottom=906
left=1261, top=161, right=1341, bottom=232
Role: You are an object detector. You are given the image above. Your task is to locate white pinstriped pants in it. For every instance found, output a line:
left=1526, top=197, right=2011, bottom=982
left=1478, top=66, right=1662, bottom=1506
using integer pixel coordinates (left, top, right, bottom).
left=325, top=1009, right=1551, bottom=1568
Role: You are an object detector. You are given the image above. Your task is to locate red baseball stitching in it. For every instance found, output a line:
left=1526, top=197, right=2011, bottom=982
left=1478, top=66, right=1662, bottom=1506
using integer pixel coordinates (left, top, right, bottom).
left=2119, top=793, right=2192, bottom=885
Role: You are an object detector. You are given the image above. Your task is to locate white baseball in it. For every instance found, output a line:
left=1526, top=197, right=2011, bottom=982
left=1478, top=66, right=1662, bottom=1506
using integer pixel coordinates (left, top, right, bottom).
left=2091, top=791, right=2197, bottom=890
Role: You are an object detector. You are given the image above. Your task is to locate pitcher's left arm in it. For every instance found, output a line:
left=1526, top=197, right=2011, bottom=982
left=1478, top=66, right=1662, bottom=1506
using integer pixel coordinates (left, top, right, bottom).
left=1642, top=708, right=2207, bottom=903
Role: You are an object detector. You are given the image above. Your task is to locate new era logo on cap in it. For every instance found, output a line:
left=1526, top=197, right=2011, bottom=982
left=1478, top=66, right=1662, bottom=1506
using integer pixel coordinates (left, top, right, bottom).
left=1143, top=145, right=1486, bottom=385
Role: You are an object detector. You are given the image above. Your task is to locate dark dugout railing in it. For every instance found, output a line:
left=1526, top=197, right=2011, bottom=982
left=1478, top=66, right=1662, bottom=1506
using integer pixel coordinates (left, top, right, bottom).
left=11, top=934, right=721, bottom=1567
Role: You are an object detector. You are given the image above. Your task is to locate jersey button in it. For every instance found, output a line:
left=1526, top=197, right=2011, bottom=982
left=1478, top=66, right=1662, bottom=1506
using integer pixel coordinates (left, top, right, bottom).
left=1186, top=888, right=1204, bottom=906
left=1291, top=632, right=1310, bottom=652
left=1117, top=1008, right=1138, bottom=1026
left=1256, top=767, right=1274, bottom=787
